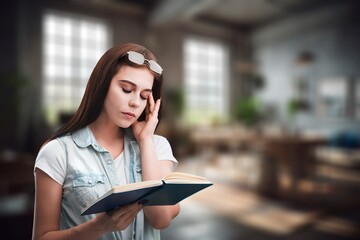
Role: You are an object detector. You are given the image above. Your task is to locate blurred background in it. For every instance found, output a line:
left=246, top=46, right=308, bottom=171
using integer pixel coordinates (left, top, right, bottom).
left=1, top=0, right=360, bottom=239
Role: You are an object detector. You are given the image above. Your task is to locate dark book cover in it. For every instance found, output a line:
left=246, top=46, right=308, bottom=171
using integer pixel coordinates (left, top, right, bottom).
left=81, top=184, right=162, bottom=215
left=142, top=181, right=213, bottom=206
left=81, top=172, right=213, bottom=215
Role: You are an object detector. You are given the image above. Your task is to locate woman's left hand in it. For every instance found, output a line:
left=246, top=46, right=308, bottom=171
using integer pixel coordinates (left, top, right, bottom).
left=132, top=94, right=161, bottom=142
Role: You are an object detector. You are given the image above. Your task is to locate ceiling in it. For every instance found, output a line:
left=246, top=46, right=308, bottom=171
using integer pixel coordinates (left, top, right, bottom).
left=111, top=0, right=343, bottom=31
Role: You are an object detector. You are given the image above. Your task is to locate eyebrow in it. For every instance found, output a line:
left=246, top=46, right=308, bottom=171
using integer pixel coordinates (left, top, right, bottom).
left=119, top=80, right=152, bottom=92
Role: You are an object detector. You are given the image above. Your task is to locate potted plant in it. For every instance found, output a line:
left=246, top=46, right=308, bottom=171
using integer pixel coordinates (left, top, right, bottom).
left=233, top=96, right=261, bottom=127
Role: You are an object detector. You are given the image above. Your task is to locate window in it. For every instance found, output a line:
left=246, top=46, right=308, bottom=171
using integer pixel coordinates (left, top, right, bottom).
left=42, top=12, right=110, bottom=124
left=184, top=38, right=229, bottom=125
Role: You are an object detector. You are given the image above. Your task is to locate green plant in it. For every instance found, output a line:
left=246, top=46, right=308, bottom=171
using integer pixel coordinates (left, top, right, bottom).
left=286, top=98, right=308, bottom=118
left=165, top=88, right=184, bottom=117
left=234, top=96, right=261, bottom=127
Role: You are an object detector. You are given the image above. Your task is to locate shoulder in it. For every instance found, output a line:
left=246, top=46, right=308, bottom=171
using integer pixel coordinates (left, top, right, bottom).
left=40, top=134, right=73, bottom=152
left=153, top=134, right=177, bottom=165
left=153, top=134, right=174, bottom=153
left=36, top=138, right=69, bottom=165
left=39, top=139, right=64, bottom=155
left=35, top=138, right=68, bottom=185
left=153, top=134, right=166, bottom=141
left=153, top=134, right=171, bottom=145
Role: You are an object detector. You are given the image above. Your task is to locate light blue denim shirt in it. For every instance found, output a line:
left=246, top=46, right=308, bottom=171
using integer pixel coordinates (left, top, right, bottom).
left=35, top=126, right=177, bottom=240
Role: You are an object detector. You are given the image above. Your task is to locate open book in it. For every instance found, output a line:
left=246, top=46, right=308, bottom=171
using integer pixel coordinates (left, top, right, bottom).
left=81, top=172, right=213, bottom=215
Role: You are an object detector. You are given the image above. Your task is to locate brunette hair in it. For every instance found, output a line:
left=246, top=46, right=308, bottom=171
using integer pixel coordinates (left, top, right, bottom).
left=50, top=42, right=163, bottom=140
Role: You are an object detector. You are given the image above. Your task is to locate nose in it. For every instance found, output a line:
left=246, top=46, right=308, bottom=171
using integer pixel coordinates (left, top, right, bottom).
left=129, top=95, right=140, bottom=108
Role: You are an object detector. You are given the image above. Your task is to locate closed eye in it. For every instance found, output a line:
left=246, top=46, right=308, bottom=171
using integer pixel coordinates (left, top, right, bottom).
left=123, top=88, right=149, bottom=101
left=140, top=91, right=151, bottom=101
left=122, top=88, right=132, bottom=94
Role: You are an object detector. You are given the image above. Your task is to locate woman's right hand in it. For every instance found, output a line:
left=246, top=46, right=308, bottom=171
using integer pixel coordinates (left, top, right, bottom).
left=95, top=203, right=143, bottom=232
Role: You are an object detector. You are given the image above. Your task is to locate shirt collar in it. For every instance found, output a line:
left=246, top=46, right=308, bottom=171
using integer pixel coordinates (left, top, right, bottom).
left=72, top=126, right=137, bottom=148
left=72, top=126, right=97, bottom=148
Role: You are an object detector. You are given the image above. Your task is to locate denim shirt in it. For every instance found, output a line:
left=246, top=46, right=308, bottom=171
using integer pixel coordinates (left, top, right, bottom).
left=52, top=127, right=173, bottom=240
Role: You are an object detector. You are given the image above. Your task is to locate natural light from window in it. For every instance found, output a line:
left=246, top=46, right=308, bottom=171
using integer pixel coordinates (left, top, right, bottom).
left=183, top=38, right=229, bottom=125
left=42, top=12, right=110, bottom=125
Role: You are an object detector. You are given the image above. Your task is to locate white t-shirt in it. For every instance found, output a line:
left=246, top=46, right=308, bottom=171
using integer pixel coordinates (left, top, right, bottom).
left=113, top=152, right=132, bottom=239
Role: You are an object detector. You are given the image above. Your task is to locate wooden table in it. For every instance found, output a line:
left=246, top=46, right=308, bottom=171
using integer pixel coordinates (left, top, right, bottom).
left=259, top=134, right=326, bottom=198
left=190, top=126, right=327, bottom=199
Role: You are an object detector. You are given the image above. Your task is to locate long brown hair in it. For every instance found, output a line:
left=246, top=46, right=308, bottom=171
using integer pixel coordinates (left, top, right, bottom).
left=50, top=42, right=163, bottom=140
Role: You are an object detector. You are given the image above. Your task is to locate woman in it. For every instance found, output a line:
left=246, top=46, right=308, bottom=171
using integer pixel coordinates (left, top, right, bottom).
left=32, top=43, right=180, bottom=240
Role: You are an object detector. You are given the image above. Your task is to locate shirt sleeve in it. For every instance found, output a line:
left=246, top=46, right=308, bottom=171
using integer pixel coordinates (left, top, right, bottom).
left=34, top=139, right=67, bottom=185
left=154, top=135, right=178, bottom=169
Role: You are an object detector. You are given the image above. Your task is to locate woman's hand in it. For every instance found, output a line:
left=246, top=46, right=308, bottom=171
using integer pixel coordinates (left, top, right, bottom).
left=132, top=94, right=161, bottom=142
left=95, top=203, right=142, bottom=233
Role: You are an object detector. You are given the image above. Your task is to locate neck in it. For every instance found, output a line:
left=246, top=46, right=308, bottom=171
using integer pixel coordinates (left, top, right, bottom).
left=91, top=115, right=123, bottom=138
left=90, top=123, right=123, bottom=141
left=89, top=114, right=125, bottom=159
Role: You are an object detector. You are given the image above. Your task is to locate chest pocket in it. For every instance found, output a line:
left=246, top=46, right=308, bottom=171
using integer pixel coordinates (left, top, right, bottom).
left=73, top=173, right=108, bottom=208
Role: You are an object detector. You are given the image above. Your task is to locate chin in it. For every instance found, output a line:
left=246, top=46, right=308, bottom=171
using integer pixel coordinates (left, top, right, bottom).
left=118, top=123, right=132, bottom=129
left=117, top=119, right=135, bottom=129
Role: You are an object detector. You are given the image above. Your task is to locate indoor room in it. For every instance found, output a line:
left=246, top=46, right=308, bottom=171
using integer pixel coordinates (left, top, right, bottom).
left=1, top=0, right=360, bottom=239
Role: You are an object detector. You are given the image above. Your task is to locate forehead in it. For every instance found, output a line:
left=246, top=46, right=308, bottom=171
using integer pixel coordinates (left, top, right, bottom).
left=114, top=65, right=154, bottom=89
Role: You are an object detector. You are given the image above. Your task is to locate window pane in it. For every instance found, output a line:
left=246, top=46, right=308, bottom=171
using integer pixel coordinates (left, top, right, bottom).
left=184, top=38, right=228, bottom=125
left=42, top=12, right=110, bottom=125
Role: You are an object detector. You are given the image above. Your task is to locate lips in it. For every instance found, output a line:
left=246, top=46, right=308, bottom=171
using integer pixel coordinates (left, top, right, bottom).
left=122, top=112, right=136, bottom=118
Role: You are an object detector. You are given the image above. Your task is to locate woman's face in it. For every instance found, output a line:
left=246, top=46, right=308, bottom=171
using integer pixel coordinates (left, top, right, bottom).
left=103, top=65, right=154, bottom=128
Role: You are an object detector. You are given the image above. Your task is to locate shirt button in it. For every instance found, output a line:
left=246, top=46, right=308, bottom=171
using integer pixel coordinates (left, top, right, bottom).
left=88, top=180, right=93, bottom=184
left=107, top=160, right=112, bottom=164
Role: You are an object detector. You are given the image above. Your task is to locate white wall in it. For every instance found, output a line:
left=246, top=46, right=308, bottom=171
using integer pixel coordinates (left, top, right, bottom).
left=252, top=2, right=360, bottom=135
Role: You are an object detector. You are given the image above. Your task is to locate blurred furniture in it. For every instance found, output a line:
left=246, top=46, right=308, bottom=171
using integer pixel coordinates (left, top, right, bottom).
left=311, top=131, right=360, bottom=207
left=190, top=125, right=260, bottom=153
left=315, top=147, right=360, bottom=168
left=315, top=131, right=360, bottom=169
left=189, top=125, right=261, bottom=178
left=259, top=134, right=326, bottom=198
left=189, top=125, right=350, bottom=205
left=190, top=126, right=327, bottom=197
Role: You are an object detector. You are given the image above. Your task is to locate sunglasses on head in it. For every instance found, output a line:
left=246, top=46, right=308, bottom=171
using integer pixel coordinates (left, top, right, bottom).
left=127, top=51, right=163, bottom=75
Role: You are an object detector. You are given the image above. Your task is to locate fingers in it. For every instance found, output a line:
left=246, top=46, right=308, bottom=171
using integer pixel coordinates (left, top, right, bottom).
left=146, top=94, right=161, bottom=121
left=148, top=94, right=161, bottom=113
left=152, top=100, right=160, bottom=122
left=114, top=203, right=142, bottom=218
left=106, top=203, right=142, bottom=230
left=133, top=95, right=161, bottom=141
left=148, top=93, right=155, bottom=113
left=153, top=98, right=161, bottom=115
left=120, top=205, right=141, bottom=228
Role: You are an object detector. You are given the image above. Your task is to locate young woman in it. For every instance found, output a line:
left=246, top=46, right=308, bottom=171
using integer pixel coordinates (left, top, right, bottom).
left=32, top=43, right=180, bottom=240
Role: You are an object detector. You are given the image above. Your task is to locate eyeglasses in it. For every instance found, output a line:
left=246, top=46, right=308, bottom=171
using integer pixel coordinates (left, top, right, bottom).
left=127, top=51, right=163, bottom=75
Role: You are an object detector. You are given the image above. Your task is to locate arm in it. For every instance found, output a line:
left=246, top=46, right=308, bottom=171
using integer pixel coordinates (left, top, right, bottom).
left=132, top=96, right=180, bottom=229
left=32, top=169, right=142, bottom=240
left=139, top=139, right=180, bottom=229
